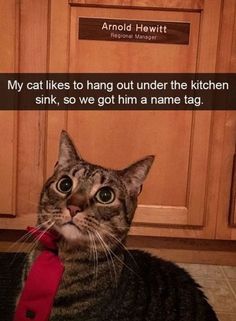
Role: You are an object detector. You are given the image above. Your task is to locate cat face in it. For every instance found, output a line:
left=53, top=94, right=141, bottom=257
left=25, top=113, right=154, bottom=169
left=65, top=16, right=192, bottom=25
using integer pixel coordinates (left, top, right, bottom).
left=39, top=131, right=154, bottom=249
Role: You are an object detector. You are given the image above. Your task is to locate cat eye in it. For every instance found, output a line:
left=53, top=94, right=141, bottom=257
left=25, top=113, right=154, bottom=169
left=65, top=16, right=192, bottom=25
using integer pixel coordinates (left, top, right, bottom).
left=56, top=176, right=73, bottom=193
left=95, top=187, right=115, bottom=204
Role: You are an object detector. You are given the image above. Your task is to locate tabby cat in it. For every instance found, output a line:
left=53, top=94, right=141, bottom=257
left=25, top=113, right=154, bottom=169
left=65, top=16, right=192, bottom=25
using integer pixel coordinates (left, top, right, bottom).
left=19, top=131, right=218, bottom=321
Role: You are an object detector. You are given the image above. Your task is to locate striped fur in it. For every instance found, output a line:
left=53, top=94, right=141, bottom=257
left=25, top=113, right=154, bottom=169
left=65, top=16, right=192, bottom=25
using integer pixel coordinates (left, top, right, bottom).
left=18, top=131, right=218, bottom=321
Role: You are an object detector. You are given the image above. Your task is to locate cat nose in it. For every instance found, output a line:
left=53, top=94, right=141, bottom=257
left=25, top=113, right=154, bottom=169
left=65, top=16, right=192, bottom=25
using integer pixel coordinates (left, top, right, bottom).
left=67, top=192, right=88, bottom=216
left=67, top=205, right=83, bottom=217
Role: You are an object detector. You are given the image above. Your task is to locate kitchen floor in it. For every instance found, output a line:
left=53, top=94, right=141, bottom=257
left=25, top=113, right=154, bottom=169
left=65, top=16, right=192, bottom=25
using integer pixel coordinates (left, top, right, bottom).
left=178, top=263, right=236, bottom=321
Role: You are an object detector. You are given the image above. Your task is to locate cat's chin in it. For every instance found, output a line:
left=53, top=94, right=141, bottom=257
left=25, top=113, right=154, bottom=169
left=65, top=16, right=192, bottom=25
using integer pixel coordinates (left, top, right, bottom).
left=55, top=223, right=88, bottom=246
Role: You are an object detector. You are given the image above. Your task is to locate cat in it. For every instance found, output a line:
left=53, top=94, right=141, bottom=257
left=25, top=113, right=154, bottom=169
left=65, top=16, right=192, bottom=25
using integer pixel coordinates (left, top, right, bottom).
left=18, top=130, right=218, bottom=321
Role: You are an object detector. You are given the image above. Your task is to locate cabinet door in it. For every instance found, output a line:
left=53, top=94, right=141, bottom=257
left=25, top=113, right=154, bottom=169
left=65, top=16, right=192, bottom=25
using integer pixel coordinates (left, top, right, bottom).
left=216, top=112, right=236, bottom=240
left=230, top=153, right=236, bottom=226
left=0, top=0, right=47, bottom=229
left=0, top=0, right=18, bottom=216
left=46, top=0, right=222, bottom=238
left=0, top=112, right=17, bottom=216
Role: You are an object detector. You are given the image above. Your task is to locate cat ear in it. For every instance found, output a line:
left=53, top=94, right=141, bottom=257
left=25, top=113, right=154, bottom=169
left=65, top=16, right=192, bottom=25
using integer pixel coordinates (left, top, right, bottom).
left=121, top=155, right=155, bottom=195
left=58, top=130, right=81, bottom=166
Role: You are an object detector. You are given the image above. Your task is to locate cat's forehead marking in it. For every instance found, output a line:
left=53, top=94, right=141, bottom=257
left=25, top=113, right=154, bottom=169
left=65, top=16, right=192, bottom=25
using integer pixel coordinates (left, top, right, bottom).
left=70, top=162, right=90, bottom=177
left=92, top=172, right=102, bottom=184
left=91, top=168, right=115, bottom=185
left=72, top=168, right=85, bottom=178
left=68, top=164, right=111, bottom=190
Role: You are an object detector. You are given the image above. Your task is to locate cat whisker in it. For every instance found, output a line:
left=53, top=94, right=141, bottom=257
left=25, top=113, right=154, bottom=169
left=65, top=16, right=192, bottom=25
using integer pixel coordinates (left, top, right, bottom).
left=93, top=230, right=139, bottom=278
left=8, top=220, right=52, bottom=265
left=21, top=221, right=55, bottom=257
left=100, top=229, right=138, bottom=268
left=90, top=233, right=98, bottom=289
left=35, top=221, right=55, bottom=244
left=18, top=222, right=56, bottom=262
left=88, top=229, right=116, bottom=285
left=93, top=229, right=118, bottom=287
left=20, top=241, right=39, bottom=263
left=87, top=231, right=93, bottom=261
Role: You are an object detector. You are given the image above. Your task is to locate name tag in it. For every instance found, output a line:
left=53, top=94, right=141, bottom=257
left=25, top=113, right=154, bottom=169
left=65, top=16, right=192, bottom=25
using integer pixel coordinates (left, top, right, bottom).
left=79, top=18, right=190, bottom=45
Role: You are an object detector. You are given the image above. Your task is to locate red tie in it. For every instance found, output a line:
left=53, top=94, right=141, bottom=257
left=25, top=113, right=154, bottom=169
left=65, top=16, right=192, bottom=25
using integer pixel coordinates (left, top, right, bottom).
left=14, top=227, right=64, bottom=321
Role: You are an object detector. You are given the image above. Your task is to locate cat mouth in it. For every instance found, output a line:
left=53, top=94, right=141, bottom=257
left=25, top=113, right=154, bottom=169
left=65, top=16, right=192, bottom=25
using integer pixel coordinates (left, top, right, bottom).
left=64, top=221, right=76, bottom=226
left=63, top=221, right=82, bottom=231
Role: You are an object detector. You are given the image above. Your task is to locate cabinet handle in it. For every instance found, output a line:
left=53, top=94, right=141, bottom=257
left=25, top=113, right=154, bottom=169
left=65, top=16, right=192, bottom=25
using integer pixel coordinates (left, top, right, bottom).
left=229, top=153, right=236, bottom=226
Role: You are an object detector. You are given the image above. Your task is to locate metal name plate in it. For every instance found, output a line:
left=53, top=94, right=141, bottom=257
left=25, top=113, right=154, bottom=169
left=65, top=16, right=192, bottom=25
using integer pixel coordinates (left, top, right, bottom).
left=79, top=17, right=190, bottom=45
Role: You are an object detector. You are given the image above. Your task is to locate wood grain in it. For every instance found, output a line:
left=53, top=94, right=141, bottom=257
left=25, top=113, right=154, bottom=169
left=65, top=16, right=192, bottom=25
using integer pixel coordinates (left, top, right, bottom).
left=69, top=0, right=204, bottom=10
left=70, top=6, right=200, bottom=72
left=0, top=0, right=49, bottom=227
left=0, top=0, right=19, bottom=71
left=0, top=112, right=18, bottom=215
left=230, top=8, right=236, bottom=71
left=65, top=3, right=213, bottom=233
left=127, top=236, right=236, bottom=266
left=134, top=206, right=188, bottom=225
left=215, top=112, right=236, bottom=239
left=196, top=0, right=222, bottom=72
left=216, top=0, right=236, bottom=72
left=0, top=0, right=19, bottom=216
left=48, top=0, right=71, bottom=72
left=16, top=0, right=49, bottom=228
left=213, top=0, right=236, bottom=240
left=230, top=154, right=236, bottom=226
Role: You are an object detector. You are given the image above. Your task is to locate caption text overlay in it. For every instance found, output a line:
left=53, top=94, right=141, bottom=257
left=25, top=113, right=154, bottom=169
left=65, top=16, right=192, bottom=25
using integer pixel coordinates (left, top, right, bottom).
left=1, top=73, right=235, bottom=110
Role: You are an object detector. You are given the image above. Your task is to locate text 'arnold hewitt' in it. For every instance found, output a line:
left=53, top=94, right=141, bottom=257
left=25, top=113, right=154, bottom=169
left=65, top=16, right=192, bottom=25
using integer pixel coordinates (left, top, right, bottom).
left=102, top=22, right=168, bottom=33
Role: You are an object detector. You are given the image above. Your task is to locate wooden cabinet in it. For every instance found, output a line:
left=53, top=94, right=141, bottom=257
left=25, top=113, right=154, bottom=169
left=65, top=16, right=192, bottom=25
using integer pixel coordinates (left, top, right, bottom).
left=0, top=112, right=17, bottom=216
left=230, top=153, right=236, bottom=226
left=0, top=0, right=235, bottom=244
left=0, top=1, right=18, bottom=217
left=0, top=0, right=46, bottom=228
left=43, top=0, right=236, bottom=240
left=216, top=114, right=236, bottom=241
